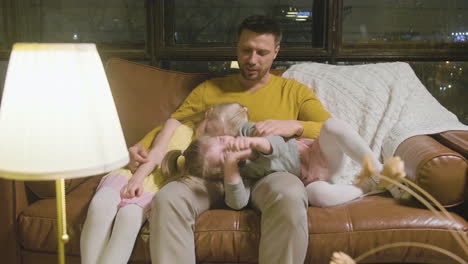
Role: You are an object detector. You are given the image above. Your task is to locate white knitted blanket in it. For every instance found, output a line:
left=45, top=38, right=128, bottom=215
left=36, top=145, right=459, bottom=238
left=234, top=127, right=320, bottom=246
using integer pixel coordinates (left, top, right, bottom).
left=282, top=62, right=468, bottom=184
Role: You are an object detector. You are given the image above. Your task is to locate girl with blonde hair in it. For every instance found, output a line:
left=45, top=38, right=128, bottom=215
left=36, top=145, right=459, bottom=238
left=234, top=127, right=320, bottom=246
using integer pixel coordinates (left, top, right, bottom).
left=81, top=102, right=246, bottom=264
left=161, top=102, right=406, bottom=209
left=162, top=102, right=249, bottom=182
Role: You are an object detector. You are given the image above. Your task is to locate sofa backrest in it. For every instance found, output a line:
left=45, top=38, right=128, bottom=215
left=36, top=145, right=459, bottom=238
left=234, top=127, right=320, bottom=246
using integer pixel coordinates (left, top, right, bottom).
left=105, top=58, right=211, bottom=147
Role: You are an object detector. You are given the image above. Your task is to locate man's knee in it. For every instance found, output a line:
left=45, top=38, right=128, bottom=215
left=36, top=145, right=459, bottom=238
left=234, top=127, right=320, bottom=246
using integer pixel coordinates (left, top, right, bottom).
left=151, top=181, right=189, bottom=212
left=254, top=172, right=307, bottom=211
left=276, top=184, right=307, bottom=206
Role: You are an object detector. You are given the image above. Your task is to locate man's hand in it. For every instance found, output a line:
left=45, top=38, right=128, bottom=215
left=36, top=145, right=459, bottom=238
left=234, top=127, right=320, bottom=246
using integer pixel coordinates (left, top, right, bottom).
left=120, top=180, right=144, bottom=199
left=252, top=120, right=303, bottom=137
left=128, top=144, right=149, bottom=173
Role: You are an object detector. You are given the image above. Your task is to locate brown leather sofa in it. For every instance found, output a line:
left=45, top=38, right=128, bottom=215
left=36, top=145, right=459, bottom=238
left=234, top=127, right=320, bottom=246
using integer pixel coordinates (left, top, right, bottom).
left=1, top=58, right=467, bottom=264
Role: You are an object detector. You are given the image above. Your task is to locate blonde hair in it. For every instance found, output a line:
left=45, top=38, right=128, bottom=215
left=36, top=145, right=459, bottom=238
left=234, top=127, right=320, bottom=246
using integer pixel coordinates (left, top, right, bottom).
left=161, top=102, right=247, bottom=184
left=172, top=102, right=248, bottom=137
left=161, top=136, right=223, bottom=182
left=205, top=102, right=249, bottom=136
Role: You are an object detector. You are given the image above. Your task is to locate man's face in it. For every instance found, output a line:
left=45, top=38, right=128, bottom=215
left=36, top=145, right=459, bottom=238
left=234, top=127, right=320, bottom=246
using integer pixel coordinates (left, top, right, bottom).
left=237, top=29, right=279, bottom=81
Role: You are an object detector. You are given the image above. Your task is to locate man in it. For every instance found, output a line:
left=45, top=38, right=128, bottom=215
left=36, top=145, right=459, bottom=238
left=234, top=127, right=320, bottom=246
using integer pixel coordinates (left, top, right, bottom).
left=128, top=15, right=331, bottom=264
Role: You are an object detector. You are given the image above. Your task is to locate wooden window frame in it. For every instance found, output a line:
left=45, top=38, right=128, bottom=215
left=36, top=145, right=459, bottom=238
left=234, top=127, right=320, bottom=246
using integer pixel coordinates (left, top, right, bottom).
left=1, top=0, right=467, bottom=63
left=0, top=0, right=150, bottom=61
left=150, top=0, right=468, bottom=65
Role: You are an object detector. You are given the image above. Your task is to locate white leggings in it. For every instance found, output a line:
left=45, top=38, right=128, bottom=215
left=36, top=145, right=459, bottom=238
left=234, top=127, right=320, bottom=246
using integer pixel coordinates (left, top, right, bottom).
left=306, top=118, right=383, bottom=207
left=80, top=187, right=145, bottom=264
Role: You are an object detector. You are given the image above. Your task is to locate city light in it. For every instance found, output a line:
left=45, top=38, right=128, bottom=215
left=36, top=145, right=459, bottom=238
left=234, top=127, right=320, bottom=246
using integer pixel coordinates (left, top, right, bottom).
left=451, top=32, right=468, bottom=42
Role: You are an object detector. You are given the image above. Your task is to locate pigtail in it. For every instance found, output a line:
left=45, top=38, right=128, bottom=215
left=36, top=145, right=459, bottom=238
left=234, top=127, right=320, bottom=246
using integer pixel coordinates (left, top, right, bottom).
left=161, top=137, right=225, bottom=184
left=161, top=150, right=185, bottom=181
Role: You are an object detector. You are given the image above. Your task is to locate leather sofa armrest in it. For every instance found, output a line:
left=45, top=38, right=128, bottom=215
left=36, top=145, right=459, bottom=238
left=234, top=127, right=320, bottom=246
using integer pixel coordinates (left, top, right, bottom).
left=0, top=179, right=29, bottom=264
left=395, top=135, right=467, bottom=207
left=432, top=130, right=468, bottom=159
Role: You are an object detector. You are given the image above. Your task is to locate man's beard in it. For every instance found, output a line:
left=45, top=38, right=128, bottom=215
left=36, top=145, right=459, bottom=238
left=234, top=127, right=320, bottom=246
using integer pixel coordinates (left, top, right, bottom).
left=239, top=65, right=268, bottom=81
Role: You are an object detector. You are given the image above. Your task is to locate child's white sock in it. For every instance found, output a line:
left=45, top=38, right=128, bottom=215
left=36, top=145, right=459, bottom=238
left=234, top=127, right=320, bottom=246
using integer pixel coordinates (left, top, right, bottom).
left=306, top=181, right=363, bottom=207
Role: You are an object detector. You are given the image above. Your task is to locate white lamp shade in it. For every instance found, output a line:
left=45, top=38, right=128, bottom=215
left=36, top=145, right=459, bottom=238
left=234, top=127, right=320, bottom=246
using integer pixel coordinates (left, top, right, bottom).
left=0, top=43, right=129, bottom=180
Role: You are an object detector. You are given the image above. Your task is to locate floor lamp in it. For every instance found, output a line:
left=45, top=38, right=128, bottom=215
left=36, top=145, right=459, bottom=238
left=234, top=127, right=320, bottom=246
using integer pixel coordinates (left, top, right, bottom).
left=0, top=43, right=129, bottom=264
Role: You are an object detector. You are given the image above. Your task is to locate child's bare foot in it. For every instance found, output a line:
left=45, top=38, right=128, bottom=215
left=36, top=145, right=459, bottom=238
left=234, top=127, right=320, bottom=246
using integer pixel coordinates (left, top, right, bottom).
left=355, top=156, right=384, bottom=194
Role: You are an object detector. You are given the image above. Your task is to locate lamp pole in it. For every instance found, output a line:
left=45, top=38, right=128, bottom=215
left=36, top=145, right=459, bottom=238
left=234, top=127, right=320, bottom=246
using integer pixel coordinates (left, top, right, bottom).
left=55, top=179, right=69, bottom=264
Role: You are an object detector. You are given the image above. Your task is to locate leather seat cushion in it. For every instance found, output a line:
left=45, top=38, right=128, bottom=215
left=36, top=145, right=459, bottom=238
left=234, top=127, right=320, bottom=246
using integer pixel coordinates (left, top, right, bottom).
left=18, top=184, right=467, bottom=263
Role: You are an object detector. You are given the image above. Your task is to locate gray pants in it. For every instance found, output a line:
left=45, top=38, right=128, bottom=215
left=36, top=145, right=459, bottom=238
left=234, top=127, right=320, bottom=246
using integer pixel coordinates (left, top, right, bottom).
left=149, top=171, right=309, bottom=264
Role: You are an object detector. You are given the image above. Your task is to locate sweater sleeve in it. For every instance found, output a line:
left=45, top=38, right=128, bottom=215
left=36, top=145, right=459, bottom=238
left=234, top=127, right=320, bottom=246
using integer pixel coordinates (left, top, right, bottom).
left=263, top=136, right=288, bottom=159
left=224, top=180, right=251, bottom=210
left=295, top=83, right=331, bottom=138
left=238, top=122, right=256, bottom=137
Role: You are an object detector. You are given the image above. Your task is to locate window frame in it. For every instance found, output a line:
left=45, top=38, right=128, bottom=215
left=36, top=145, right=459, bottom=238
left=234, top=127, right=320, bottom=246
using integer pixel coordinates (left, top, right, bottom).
left=0, top=0, right=151, bottom=61
left=1, top=0, right=467, bottom=63
left=151, top=0, right=468, bottom=64
left=333, top=1, right=468, bottom=62
left=151, top=0, right=333, bottom=62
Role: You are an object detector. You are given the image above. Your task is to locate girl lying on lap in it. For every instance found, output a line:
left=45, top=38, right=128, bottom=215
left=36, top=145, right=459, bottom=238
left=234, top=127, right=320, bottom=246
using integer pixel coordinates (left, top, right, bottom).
left=162, top=102, right=406, bottom=209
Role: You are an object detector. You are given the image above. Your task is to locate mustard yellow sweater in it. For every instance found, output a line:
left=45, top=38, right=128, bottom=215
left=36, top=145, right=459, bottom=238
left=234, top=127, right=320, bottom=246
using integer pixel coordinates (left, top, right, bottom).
left=139, top=74, right=331, bottom=149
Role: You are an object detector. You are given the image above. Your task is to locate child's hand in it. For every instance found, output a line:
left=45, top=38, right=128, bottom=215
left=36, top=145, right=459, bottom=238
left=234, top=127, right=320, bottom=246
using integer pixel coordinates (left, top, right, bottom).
left=223, top=149, right=251, bottom=185
left=120, top=181, right=144, bottom=199
left=224, top=149, right=252, bottom=164
left=128, top=144, right=149, bottom=173
left=225, top=136, right=253, bottom=152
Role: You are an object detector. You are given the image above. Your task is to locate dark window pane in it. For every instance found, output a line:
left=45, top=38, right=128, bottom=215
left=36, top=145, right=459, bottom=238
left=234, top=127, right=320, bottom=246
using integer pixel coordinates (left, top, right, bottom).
left=172, top=0, right=323, bottom=47
left=166, top=61, right=235, bottom=74
left=342, top=0, right=468, bottom=49
left=15, top=0, right=146, bottom=49
left=102, top=58, right=151, bottom=66
left=410, top=61, right=468, bottom=125
left=0, top=13, right=4, bottom=48
left=164, top=60, right=310, bottom=74
left=0, top=60, right=8, bottom=104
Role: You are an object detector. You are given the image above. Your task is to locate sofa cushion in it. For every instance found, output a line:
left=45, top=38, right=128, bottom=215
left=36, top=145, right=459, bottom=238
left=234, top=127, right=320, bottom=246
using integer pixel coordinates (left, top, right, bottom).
left=25, top=177, right=93, bottom=199
left=105, top=58, right=211, bottom=147
left=305, top=196, right=467, bottom=264
left=18, top=187, right=467, bottom=264
left=18, top=176, right=101, bottom=257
